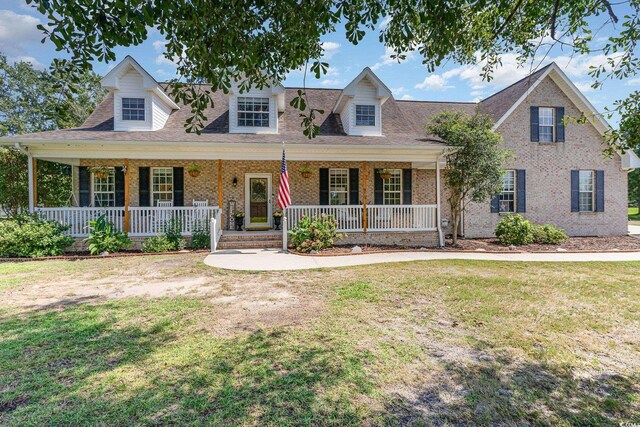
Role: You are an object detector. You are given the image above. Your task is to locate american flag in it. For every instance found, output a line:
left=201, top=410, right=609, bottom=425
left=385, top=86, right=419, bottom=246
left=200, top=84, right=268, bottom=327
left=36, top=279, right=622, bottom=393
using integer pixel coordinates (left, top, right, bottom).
left=277, top=147, right=291, bottom=210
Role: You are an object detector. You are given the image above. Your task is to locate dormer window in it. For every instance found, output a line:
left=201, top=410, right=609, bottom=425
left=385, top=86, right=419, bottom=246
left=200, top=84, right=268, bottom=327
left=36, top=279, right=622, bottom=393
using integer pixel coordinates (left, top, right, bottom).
left=238, top=97, right=269, bottom=127
left=122, top=97, right=145, bottom=121
left=355, top=104, right=376, bottom=126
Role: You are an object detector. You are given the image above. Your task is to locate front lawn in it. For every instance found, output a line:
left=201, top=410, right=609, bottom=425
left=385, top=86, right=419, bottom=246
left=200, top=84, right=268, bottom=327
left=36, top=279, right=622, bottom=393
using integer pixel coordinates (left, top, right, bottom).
left=630, top=206, right=640, bottom=222
left=1, top=255, right=639, bottom=425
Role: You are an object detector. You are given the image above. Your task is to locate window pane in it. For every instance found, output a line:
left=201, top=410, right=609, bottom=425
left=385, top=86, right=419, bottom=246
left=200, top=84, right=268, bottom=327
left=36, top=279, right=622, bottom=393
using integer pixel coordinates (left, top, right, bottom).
left=329, top=169, right=349, bottom=205
left=356, top=104, right=376, bottom=126
left=578, top=170, right=594, bottom=212
left=237, top=97, right=270, bottom=127
left=383, top=169, right=402, bottom=205
left=538, top=107, right=554, bottom=142
left=122, top=97, right=145, bottom=121
left=499, top=170, right=516, bottom=213
left=93, top=168, right=115, bottom=207
left=152, top=167, right=174, bottom=206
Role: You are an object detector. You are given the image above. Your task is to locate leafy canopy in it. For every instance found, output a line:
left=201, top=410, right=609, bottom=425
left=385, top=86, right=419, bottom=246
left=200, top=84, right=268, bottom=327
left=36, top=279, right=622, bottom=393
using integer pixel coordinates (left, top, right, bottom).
left=26, top=0, right=640, bottom=150
left=428, top=111, right=510, bottom=244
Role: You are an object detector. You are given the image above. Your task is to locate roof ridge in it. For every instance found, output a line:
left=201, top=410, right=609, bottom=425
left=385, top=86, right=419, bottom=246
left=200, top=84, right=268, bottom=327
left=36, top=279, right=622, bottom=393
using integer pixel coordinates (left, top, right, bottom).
left=479, top=62, right=553, bottom=104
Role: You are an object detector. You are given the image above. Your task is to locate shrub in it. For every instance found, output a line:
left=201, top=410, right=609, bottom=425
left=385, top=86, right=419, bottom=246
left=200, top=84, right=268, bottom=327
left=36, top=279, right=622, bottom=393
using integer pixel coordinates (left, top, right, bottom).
left=191, top=220, right=210, bottom=250
left=288, top=214, right=343, bottom=253
left=142, top=236, right=176, bottom=253
left=84, top=214, right=131, bottom=255
left=494, top=214, right=534, bottom=245
left=532, top=224, right=568, bottom=245
left=0, top=214, right=74, bottom=257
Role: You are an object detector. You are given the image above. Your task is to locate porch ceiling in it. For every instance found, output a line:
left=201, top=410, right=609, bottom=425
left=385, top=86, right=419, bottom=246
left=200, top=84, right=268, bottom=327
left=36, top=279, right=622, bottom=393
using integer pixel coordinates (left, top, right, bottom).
left=9, top=141, right=446, bottom=162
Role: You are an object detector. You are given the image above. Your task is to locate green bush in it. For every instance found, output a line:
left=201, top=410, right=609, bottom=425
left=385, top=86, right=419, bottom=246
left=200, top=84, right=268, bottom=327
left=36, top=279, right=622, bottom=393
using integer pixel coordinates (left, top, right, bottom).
left=142, top=236, right=176, bottom=253
left=191, top=220, right=210, bottom=250
left=0, top=214, right=74, bottom=257
left=494, top=214, right=534, bottom=245
left=532, top=224, right=568, bottom=245
left=288, top=214, right=343, bottom=253
left=84, top=214, right=131, bottom=255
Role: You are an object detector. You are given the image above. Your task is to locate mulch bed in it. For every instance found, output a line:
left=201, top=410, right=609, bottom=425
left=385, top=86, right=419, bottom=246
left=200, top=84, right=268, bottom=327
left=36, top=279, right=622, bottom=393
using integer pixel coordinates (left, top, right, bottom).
left=298, top=235, right=640, bottom=255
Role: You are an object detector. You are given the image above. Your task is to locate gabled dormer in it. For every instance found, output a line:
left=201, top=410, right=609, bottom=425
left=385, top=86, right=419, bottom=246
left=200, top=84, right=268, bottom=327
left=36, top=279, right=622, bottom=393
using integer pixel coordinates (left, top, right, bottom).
left=228, top=80, right=285, bottom=134
left=333, top=68, right=392, bottom=136
left=101, top=56, right=179, bottom=132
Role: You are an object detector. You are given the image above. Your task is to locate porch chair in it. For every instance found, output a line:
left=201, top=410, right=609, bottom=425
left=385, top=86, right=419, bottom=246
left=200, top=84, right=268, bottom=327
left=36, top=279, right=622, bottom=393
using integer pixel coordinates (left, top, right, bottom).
left=156, top=200, right=173, bottom=207
left=192, top=200, right=209, bottom=227
left=192, top=200, right=209, bottom=207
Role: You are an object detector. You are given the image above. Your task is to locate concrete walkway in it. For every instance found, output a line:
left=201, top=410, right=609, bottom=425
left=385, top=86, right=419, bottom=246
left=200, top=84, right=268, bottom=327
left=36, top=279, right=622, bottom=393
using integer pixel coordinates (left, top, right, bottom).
left=629, top=224, right=640, bottom=235
left=204, top=248, right=640, bottom=271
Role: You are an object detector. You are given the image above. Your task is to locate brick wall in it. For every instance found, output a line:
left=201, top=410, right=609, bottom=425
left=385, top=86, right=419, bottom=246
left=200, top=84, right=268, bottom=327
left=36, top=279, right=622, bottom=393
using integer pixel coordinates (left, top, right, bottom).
left=463, top=76, right=629, bottom=237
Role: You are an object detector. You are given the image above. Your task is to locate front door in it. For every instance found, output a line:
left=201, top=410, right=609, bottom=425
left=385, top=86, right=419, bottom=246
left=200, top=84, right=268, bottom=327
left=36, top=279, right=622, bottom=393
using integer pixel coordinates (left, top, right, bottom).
left=245, top=173, right=272, bottom=228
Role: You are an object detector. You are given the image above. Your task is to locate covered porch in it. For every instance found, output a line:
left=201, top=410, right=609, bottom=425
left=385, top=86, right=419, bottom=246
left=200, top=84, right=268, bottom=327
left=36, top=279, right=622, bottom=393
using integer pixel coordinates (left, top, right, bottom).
left=20, top=141, right=448, bottom=248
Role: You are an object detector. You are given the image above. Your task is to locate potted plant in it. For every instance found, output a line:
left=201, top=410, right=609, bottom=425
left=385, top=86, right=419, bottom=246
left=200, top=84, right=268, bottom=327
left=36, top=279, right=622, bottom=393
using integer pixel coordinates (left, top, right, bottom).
left=299, top=166, right=312, bottom=179
left=379, top=168, right=393, bottom=180
left=187, top=164, right=202, bottom=177
left=233, top=211, right=245, bottom=231
left=273, top=210, right=283, bottom=230
left=89, top=166, right=111, bottom=180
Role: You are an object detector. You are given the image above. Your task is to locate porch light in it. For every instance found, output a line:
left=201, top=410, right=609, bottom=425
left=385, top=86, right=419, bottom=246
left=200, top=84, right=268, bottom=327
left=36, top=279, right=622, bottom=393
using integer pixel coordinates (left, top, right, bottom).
left=232, top=177, right=238, bottom=187
left=441, top=218, right=450, bottom=228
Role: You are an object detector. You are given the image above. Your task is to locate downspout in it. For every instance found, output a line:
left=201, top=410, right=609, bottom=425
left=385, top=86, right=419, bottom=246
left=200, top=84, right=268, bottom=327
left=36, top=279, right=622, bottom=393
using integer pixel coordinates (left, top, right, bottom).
left=15, top=143, right=35, bottom=213
left=436, top=155, right=444, bottom=247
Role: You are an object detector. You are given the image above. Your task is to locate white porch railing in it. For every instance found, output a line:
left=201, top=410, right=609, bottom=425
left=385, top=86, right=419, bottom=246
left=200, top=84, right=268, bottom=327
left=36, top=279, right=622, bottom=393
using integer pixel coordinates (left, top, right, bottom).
left=129, top=206, right=220, bottom=237
left=210, top=209, right=223, bottom=252
left=367, top=205, right=437, bottom=231
left=286, top=205, right=437, bottom=232
left=287, top=205, right=364, bottom=232
left=36, top=207, right=125, bottom=237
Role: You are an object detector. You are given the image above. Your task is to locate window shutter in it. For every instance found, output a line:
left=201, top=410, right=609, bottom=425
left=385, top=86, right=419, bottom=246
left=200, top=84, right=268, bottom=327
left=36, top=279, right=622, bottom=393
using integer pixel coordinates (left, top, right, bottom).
left=173, top=167, right=184, bottom=206
left=595, top=170, right=605, bottom=212
left=139, top=167, right=150, bottom=207
left=570, top=170, right=580, bottom=212
left=402, top=169, right=412, bottom=205
left=319, top=168, right=329, bottom=205
left=349, top=168, right=359, bottom=205
left=555, top=107, right=565, bottom=142
left=374, top=169, right=383, bottom=205
left=490, top=195, right=500, bottom=213
left=114, top=167, right=125, bottom=207
left=79, top=166, right=91, bottom=207
left=516, top=169, right=526, bottom=213
left=530, top=106, right=539, bottom=142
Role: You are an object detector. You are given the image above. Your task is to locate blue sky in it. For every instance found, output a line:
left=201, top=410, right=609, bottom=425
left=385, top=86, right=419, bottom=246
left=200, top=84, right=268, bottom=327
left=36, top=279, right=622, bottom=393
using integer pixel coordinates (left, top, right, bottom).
left=1, top=0, right=638, bottom=125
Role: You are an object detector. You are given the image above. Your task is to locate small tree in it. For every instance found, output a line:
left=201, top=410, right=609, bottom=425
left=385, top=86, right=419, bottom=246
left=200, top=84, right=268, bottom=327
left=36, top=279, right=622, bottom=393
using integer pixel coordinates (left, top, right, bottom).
left=427, top=111, right=510, bottom=245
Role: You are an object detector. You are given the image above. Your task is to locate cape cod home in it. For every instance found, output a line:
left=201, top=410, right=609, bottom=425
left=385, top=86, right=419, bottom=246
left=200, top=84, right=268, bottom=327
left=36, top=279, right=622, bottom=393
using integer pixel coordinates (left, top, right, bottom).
left=1, top=56, right=638, bottom=249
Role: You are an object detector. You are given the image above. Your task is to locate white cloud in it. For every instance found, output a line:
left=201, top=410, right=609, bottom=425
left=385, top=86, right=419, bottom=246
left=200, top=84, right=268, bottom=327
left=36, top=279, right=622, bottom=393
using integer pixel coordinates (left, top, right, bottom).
left=153, top=40, right=166, bottom=52
left=573, top=81, right=596, bottom=93
left=320, top=78, right=342, bottom=87
left=626, top=77, right=640, bottom=86
left=414, top=74, right=453, bottom=91
left=7, top=55, right=44, bottom=70
left=321, top=41, right=340, bottom=59
left=470, top=89, right=484, bottom=97
left=391, top=86, right=408, bottom=96
left=153, top=40, right=185, bottom=67
left=371, top=46, right=415, bottom=71
left=0, top=10, right=47, bottom=55
left=400, top=94, right=414, bottom=100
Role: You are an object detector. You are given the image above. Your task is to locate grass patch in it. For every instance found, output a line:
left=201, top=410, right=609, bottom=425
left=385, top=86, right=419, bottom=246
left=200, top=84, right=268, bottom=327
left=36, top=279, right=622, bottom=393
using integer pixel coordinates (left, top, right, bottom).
left=629, top=206, right=640, bottom=222
left=1, top=256, right=639, bottom=425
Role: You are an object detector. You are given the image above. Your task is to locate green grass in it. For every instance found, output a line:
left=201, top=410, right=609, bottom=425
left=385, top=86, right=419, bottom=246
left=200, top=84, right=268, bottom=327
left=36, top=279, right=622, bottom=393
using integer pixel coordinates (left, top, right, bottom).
left=1, top=256, right=639, bottom=425
left=629, top=206, right=640, bottom=222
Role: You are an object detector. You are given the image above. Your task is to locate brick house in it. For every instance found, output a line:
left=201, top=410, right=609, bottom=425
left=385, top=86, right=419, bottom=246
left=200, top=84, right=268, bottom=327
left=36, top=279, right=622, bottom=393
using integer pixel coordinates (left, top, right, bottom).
left=2, top=56, right=638, bottom=249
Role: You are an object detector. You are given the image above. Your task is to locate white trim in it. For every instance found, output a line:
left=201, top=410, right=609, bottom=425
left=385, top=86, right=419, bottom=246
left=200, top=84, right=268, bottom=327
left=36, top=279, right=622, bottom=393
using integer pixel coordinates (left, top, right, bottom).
left=328, top=168, right=350, bottom=205
left=151, top=167, right=174, bottom=206
left=244, top=173, right=272, bottom=228
left=333, top=67, right=392, bottom=114
left=382, top=168, right=403, bottom=205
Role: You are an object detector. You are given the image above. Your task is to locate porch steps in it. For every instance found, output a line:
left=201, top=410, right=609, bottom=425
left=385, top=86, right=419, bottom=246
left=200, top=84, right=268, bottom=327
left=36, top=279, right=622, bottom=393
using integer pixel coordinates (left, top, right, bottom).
left=217, top=231, right=282, bottom=249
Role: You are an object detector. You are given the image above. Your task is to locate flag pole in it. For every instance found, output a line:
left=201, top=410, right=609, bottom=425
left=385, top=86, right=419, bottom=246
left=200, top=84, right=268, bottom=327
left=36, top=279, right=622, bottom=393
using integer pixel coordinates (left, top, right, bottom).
left=281, top=141, right=288, bottom=253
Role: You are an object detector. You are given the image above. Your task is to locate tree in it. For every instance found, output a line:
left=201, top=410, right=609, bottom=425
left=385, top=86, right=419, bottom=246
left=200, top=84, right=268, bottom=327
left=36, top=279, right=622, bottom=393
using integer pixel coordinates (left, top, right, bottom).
left=26, top=0, right=640, bottom=151
left=427, top=111, right=510, bottom=245
left=0, top=54, right=107, bottom=216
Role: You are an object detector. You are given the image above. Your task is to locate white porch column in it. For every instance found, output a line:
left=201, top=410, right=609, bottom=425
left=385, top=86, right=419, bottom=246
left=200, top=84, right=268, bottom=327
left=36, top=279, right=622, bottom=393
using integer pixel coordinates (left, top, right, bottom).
left=27, top=152, right=35, bottom=213
left=436, top=158, right=444, bottom=247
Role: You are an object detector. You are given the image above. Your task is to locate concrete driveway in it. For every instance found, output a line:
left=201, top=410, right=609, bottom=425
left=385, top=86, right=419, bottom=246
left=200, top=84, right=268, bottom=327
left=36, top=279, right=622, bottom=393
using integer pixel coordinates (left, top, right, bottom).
left=630, top=224, right=640, bottom=235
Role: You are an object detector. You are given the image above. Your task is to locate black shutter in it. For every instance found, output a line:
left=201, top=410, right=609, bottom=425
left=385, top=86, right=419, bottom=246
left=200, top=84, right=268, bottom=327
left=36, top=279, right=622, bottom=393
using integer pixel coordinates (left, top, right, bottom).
left=319, top=168, right=329, bottom=205
left=516, top=169, right=526, bottom=213
left=490, top=195, right=500, bottom=213
left=114, top=167, right=125, bottom=207
left=349, top=168, right=359, bottom=205
left=530, top=106, right=539, bottom=142
left=570, top=170, right=580, bottom=212
left=173, top=167, right=184, bottom=206
left=595, top=170, right=605, bottom=212
left=79, top=166, right=91, bottom=207
left=374, top=169, right=383, bottom=205
left=555, top=107, right=565, bottom=142
left=139, top=167, right=150, bottom=206
left=402, top=169, right=412, bottom=205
